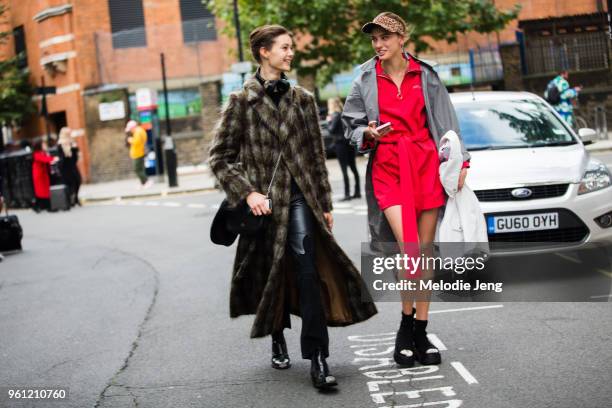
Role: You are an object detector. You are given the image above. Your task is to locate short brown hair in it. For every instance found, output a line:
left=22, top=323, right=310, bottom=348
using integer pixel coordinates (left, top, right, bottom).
left=249, top=25, right=292, bottom=63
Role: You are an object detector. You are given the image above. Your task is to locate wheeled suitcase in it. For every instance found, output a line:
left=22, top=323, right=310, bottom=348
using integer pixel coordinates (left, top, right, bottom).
left=50, top=184, right=70, bottom=211
left=0, top=214, right=23, bottom=252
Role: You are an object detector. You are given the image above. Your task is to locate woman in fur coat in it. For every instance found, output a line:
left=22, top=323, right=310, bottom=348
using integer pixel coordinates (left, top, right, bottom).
left=208, top=24, right=377, bottom=390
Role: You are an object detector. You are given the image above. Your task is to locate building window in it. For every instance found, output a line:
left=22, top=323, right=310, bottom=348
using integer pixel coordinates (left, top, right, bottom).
left=520, top=13, right=610, bottom=75
left=108, top=0, right=147, bottom=49
left=13, top=26, right=27, bottom=69
left=179, top=0, right=217, bottom=43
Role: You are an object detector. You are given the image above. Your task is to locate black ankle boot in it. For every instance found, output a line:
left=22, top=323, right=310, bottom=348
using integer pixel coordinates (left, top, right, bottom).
left=393, top=308, right=416, bottom=367
left=310, top=348, right=338, bottom=389
left=414, top=319, right=441, bottom=365
left=271, top=332, right=291, bottom=369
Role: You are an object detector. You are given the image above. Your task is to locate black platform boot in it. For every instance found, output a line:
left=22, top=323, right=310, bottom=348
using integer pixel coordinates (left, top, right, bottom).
left=393, top=308, right=416, bottom=367
left=310, top=348, right=338, bottom=389
left=271, top=331, right=291, bottom=369
left=414, top=319, right=441, bottom=365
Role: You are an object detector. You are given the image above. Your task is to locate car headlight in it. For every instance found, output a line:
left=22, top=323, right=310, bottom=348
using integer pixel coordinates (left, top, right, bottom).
left=578, top=160, right=611, bottom=195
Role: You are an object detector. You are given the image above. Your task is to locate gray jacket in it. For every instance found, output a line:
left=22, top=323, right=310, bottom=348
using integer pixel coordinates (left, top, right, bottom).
left=342, top=52, right=471, bottom=249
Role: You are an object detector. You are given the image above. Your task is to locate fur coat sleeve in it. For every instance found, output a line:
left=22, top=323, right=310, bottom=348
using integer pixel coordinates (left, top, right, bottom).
left=208, top=93, right=256, bottom=205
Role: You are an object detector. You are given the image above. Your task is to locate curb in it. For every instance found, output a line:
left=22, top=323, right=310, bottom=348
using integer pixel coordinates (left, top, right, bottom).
left=81, top=186, right=218, bottom=204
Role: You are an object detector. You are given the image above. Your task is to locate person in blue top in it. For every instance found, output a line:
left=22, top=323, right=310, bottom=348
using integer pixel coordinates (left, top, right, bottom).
left=545, top=70, right=582, bottom=127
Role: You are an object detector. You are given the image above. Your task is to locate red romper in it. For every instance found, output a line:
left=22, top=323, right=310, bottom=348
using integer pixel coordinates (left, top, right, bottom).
left=370, top=56, right=445, bottom=248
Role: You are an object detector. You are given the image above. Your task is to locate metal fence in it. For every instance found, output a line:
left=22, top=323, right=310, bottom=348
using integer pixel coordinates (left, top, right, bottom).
left=524, top=31, right=610, bottom=75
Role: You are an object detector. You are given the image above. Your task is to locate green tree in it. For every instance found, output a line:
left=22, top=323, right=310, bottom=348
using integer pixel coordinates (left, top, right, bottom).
left=207, top=0, right=520, bottom=84
left=0, top=4, right=35, bottom=128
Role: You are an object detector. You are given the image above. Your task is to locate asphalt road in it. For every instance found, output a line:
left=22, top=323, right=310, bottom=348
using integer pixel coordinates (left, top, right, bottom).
left=1, top=178, right=611, bottom=408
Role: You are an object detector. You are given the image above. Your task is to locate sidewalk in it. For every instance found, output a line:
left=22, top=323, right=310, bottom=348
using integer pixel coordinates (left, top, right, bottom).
left=80, top=156, right=369, bottom=202
left=81, top=137, right=612, bottom=203
left=585, top=139, right=612, bottom=153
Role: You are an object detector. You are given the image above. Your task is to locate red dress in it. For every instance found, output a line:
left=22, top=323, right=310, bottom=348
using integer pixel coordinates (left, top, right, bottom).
left=32, top=151, right=54, bottom=199
left=371, top=56, right=446, bottom=248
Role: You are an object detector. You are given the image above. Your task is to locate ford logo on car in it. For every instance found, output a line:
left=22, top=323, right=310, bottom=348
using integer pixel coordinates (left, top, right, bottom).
left=511, top=188, right=533, bottom=198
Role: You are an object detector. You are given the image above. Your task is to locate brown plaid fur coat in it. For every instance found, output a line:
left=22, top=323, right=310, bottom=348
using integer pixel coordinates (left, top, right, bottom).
left=208, top=77, right=377, bottom=338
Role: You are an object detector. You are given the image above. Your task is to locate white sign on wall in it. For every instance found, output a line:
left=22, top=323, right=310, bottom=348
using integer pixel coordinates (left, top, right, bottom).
left=136, top=88, right=158, bottom=109
left=98, top=101, right=126, bottom=121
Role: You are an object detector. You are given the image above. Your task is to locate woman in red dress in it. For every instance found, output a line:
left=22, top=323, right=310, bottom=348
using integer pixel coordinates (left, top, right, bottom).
left=32, top=140, right=57, bottom=212
left=343, top=12, right=471, bottom=367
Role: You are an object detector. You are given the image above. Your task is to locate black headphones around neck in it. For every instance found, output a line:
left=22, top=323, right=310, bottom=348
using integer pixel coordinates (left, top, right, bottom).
left=257, top=69, right=291, bottom=96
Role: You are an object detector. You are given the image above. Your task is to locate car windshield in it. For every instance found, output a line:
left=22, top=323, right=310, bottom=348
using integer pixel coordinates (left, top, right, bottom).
left=453, top=98, right=577, bottom=150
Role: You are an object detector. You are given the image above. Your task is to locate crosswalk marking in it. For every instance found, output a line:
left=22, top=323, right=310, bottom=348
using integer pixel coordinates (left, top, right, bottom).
left=451, top=361, right=479, bottom=385
left=94, top=199, right=369, bottom=215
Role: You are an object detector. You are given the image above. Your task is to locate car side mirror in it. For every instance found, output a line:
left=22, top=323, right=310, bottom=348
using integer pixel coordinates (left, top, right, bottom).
left=578, top=128, right=597, bottom=145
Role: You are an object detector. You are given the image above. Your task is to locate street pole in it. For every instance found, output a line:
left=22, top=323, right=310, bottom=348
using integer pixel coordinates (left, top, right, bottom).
left=233, top=0, right=244, bottom=62
left=41, top=76, right=51, bottom=142
left=160, top=53, right=178, bottom=187
left=232, top=0, right=246, bottom=84
left=160, top=53, right=172, bottom=139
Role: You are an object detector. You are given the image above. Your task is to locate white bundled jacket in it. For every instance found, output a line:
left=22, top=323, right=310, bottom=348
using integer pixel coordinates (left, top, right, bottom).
left=435, top=131, right=489, bottom=257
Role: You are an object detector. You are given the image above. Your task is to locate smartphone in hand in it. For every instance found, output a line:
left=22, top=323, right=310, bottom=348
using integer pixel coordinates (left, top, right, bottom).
left=375, top=122, right=392, bottom=133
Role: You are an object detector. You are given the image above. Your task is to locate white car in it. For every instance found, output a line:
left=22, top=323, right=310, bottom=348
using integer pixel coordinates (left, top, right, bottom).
left=451, top=91, right=612, bottom=254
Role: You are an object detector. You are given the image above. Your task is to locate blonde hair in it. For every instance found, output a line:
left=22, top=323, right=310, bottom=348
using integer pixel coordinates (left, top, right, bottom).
left=327, top=97, right=343, bottom=114
left=58, top=127, right=73, bottom=157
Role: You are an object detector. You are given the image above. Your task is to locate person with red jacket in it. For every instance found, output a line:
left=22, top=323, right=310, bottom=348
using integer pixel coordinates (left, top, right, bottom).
left=343, top=12, right=471, bottom=368
left=32, top=140, right=58, bottom=212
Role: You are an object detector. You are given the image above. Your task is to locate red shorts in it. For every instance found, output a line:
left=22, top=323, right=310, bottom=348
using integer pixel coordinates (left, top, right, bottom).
left=372, top=132, right=445, bottom=215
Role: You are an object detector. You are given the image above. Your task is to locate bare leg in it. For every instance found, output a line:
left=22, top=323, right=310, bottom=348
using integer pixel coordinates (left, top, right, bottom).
left=415, top=208, right=439, bottom=321
left=382, top=205, right=414, bottom=315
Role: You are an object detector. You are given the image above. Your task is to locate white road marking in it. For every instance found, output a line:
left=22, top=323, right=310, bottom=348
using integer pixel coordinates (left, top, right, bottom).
left=334, top=209, right=354, bottom=214
left=556, top=253, right=581, bottom=264
left=427, top=333, right=447, bottom=351
left=354, top=204, right=368, bottom=210
left=334, top=202, right=353, bottom=208
left=450, top=361, right=478, bottom=385
left=429, top=305, right=504, bottom=314
left=590, top=294, right=612, bottom=299
left=144, top=202, right=160, bottom=206
left=187, top=203, right=206, bottom=209
left=162, top=202, right=181, bottom=207
left=356, top=210, right=368, bottom=215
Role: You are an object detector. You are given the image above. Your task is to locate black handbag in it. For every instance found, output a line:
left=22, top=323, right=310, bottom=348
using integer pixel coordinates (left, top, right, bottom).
left=210, top=150, right=283, bottom=246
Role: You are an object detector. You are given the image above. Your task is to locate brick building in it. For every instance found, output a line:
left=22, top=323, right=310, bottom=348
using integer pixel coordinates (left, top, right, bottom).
left=0, top=0, right=236, bottom=182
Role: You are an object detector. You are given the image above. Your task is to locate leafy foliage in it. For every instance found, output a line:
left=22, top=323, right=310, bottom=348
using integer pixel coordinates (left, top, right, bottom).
left=206, top=0, right=520, bottom=83
left=0, top=4, right=35, bottom=126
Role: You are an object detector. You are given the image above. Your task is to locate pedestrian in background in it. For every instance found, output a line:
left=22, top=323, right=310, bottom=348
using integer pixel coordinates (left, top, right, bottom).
left=57, top=127, right=82, bottom=206
left=343, top=12, right=471, bottom=368
left=32, top=139, right=58, bottom=212
left=545, top=70, right=582, bottom=127
left=208, top=24, right=377, bottom=390
left=327, top=97, right=360, bottom=201
left=125, top=120, right=152, bottom=189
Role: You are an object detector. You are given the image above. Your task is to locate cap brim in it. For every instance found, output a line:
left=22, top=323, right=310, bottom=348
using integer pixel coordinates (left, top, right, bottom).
left=361, top=22, right=382, bottom=34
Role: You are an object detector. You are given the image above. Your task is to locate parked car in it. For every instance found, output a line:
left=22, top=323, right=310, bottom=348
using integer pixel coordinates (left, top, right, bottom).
left=451, top=91, right=612, bottom=254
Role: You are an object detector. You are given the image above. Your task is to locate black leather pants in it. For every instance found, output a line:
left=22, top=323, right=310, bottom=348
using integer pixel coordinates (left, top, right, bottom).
left=283, top=179, right=329, bottom=359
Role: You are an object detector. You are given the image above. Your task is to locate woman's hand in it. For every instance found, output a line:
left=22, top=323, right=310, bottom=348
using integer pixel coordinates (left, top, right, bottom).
left=458, top=168, right=468, bottom=190
left=364, top=121, right=393, bottom=142
left=323, top=212, right=333, bottom=230
left=246, top=192, right=271, bottom=216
